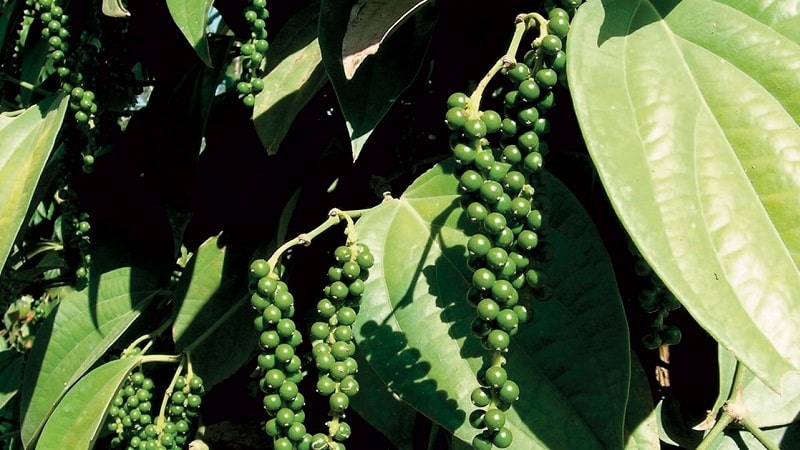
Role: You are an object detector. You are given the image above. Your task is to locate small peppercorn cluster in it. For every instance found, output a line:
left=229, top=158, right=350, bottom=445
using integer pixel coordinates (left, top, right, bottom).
left=237, top=0, right=269, bottom=107
left=630, top=246, right=682, bottom=349
left=106, top=369, right=205, bottom=450
left=307, top=243, right=374, bottom=450
left=249, top=260, right=309, bottom=449
left=445, top=4, right=580, bottom=449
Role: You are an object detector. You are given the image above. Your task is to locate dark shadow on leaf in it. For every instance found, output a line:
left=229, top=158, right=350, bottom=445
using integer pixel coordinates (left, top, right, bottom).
left=596, top=0, right=680, bottom=46
left=357, top=319, right=466, bottom=431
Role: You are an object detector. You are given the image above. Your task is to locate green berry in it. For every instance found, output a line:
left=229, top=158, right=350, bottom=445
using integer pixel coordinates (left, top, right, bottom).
left=486, top=329, right=510, bottom=350
left=447, top=92, right=469, bottom=109
left=329, top=392, right=349, bottom=413
left=484, top=409, right=506, bottom=431
left=506, top=63, right=530, bottom=85
left=446, top=107, right=468, bottom=130
left=481, top=110, right=502, bottom=134
left=540, top=34, right=563, bottom=54
left=493, top=427, right=513, bottom=448
left=476, top=298, right=500, bottom=321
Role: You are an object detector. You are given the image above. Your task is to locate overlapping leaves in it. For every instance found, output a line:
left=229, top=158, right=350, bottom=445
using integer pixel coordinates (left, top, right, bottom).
left=19, top=267, right=157, bottom=447
left=569, top=0, right=800, bottom=392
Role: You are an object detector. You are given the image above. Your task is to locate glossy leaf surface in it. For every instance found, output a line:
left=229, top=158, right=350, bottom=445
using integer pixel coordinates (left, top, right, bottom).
left=37, top=356, right=141, bottom=449
left=254, top=3, right=328, bottom=155
left=0, top=94, right=67, bottom=277
left=166, top=0, right=213, bottom=66
left=20, top=267, right=157, bottom=447
left=319, top=0, right=434, bottom=160
left=354, top=161, right=629, bottom=448
left=569, top=0, right=800, bottom=392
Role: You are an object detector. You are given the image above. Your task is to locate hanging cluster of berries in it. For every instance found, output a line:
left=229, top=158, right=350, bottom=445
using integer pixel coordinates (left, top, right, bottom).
left=106, top=368, right=205, bottom=450
left=630, top=245, right=683, bottom=350
left=446, top=3, right=580, bottom=448
left=237, top=0, right=269, bottom=107
left=307, top=243, right=374, bottom=450
left=249, top=259, right=309, bottom=450
left=247, top=216, right=374, bottom=450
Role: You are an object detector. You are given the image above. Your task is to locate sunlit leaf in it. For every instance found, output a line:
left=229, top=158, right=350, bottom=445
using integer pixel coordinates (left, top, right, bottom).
left=341, top=0, right=431, bottom=79
left=624, top=352, right=660, bottom=449
left=37, top=356, right=142, bottom=449
left=354, top=161, right=629, bottom=448
left=319, top=0, right=435, bottom=160
left=569, top=0, right=800, bottom=392
left=0, top=94, right=67, bottom=277
left=165, top=0, right=213, bottom=66
left=714, top=345, right=800, bottom=428
left=101, top=0, right=130, bottom=17
left=253, top=2, right=328, bottom=155
left=20, top=267, right=157, bottom=448
left=706, top=420, right=799, bottom=449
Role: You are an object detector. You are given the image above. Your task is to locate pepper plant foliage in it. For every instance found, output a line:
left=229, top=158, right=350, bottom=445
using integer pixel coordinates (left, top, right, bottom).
left=0, top=0, right=798, bottom=449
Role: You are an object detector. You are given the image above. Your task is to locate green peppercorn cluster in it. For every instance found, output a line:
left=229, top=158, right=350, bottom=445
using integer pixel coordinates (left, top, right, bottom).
left=445, top=5, right=581, bottom=449
left=307, top=243, right=374, bottom=450
left=237, top=0, right=269, bottom=107
left=106, top=369, right=205, bottom=450
left=249, top=260, right=310, bottom=450
left=630, top=247, right=682, bottom=349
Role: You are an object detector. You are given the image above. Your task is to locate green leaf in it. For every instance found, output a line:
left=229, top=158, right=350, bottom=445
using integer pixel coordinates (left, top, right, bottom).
left=0, top=94, right=67, bottom=277
left=0, top=350, right=23, bottom=411
left=165, top=0, right=213, bottom=66
left=172, top=236, right=255, bottom=387
left=714, top=345, right=800, bottom=427
left=569, top=0, right=800, bottom=392
left=101, top=0, right=130, bottom=17
left=253, top=2, right=328, bottom=155
left=37, top=356, right=142, bottom=450
left=319, top=0, right=435, bottom=160
left=624, top=352, right=660, bottom=449
left=349, top=349, right=417, bottom=450
left=354, top=161, right=630, bottom=448
left=20, top=267, right=157, bottom=448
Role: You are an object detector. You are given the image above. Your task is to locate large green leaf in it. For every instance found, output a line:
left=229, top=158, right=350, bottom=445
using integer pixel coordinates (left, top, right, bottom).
left=165, top=0, right=213, bottom=66
left=20, top=267, right=157, bottom=448
left=318, top=0, right=435, bottom=160
left=569, top=0, right=800, bottom=392
left=353, top=161, right=630, bottom=449
left=253, top=2, right=328, bottom=155
left=172, top=235, right=256, bottom=387
left=0, top=94, right=67, bottom=276
left=714, top=345, right=800, bottom=428
left=37, top=356, right=142, bottom=450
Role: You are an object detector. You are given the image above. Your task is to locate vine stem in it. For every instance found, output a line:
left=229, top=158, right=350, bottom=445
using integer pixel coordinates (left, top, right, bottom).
left=184, top=205, right=383, bottom=355
left=696, top=359, right=779, bottom=450
left=466, top=12, right=547, bottom=118
left=0, top=72, right=52, bottom=96
left=264, top=206, right=378, bottom=274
